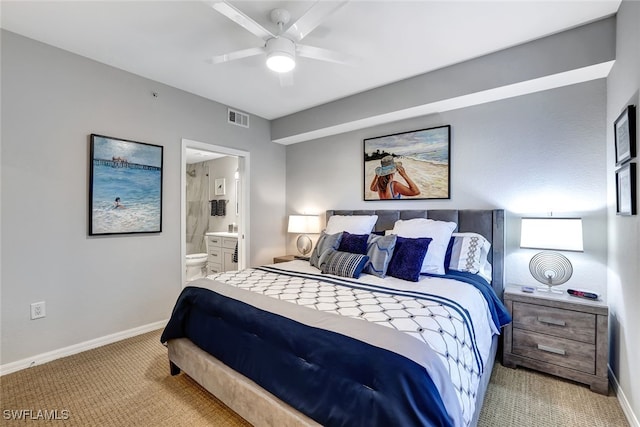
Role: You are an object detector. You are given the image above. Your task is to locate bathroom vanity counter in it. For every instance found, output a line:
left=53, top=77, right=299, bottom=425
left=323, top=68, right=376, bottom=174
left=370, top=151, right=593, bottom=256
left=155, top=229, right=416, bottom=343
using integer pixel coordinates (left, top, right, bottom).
left=205, top=231, right=238, bottom=238
left=205, top=232, right=238, bottom=273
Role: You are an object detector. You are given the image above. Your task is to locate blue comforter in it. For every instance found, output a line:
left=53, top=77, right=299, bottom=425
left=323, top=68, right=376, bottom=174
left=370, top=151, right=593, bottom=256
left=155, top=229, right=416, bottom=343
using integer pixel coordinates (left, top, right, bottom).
left=161, top=285, right=457, bottom=427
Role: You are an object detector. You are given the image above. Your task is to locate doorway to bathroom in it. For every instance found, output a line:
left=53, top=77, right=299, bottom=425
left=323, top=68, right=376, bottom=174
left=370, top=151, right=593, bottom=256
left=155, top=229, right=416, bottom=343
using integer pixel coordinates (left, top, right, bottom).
left=181, top=138, right=249, bottom=285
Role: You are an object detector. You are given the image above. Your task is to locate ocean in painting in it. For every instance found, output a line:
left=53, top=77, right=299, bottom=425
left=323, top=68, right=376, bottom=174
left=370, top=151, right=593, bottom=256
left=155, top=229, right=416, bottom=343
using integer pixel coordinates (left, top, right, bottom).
left=405, top=150, right=449, bottom=165
left=91, top=136, right=162, bottom=234
left=364, top=126, right=450, bottom=166
left=91, top=164, right=161, bottom=233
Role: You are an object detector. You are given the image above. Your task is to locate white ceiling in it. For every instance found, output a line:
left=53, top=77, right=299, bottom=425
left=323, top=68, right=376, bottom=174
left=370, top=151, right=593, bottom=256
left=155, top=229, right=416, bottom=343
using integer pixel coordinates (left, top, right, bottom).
left=1, top=1, right=621, bottom=121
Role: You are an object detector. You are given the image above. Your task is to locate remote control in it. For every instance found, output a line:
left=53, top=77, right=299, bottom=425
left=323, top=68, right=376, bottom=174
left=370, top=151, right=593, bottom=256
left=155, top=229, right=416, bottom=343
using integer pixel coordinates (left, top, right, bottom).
left=567, top=289, right=599, bottom=300
left=521, top=286, right=535, bottom=293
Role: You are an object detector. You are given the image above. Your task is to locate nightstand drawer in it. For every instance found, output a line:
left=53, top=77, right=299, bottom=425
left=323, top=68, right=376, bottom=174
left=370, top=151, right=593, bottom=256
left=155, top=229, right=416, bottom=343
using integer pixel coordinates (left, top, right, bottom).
left=513, top=301, right=596, bottom=344
left=513, top=329, right=595, bottom=374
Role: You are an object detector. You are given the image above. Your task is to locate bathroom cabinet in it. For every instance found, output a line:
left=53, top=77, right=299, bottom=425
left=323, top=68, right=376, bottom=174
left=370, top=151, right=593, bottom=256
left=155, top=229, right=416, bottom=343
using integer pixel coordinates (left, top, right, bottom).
left=206, top=233, right=238, bottom=274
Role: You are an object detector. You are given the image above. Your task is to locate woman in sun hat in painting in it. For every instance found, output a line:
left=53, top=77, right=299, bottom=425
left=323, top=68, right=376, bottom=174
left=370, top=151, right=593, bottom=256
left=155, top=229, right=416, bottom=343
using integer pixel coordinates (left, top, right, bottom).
left=370, top=155, right=421, bottom=199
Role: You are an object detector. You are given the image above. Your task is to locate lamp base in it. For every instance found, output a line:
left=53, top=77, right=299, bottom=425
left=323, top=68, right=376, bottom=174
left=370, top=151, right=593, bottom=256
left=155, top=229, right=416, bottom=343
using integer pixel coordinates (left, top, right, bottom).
left=536, top=285, right=564, bottom=294
left=296, top=234, right=313, bottom=258
left=529, top=251, right=573, bottom=292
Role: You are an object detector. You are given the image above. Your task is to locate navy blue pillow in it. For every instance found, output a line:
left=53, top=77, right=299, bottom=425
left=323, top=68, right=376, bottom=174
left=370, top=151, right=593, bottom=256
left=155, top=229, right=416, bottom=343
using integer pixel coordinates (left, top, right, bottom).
left=387, top=236, right=432, bottom=282
left=320, top=250, right=370, bottom=279
left=337, top=231, right=369, bottom=255
left=443, top=236, right=455, bottom=272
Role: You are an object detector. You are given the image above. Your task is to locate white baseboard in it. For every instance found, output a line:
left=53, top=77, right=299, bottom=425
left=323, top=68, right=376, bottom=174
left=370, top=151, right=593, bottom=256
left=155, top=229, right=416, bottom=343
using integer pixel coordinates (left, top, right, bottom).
left=610, top=366, right=640, bottom=427
left=0, top=319, right=168, bottom=376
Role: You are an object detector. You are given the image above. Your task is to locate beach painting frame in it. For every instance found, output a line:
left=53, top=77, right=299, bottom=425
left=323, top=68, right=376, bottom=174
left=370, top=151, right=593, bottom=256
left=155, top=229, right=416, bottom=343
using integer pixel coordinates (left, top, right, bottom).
left=89, top=134, right=163, bottom=235
left=364, top=125, right=450, bottom=201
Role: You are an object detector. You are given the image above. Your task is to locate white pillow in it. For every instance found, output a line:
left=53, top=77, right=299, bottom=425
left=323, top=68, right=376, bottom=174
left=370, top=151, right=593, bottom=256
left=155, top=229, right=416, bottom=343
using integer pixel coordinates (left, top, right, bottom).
left=325, top=215, right=378, bottom=235
left=390, top=218, right=456, bottom=275
left=449, top=232, right=492, bottom=282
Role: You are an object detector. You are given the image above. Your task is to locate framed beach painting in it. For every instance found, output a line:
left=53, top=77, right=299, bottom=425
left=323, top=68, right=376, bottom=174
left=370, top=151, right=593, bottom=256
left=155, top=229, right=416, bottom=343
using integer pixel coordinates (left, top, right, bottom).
left=364, top=125, right=451, bottom=201
left=614, top=104, right=636, bottom=165
left=89, top=134, right=163, bottom=235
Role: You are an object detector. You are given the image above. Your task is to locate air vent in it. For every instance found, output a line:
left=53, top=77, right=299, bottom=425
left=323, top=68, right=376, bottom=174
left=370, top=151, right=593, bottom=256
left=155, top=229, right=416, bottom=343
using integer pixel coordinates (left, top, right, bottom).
left=228, top=108, right=249, bottom=128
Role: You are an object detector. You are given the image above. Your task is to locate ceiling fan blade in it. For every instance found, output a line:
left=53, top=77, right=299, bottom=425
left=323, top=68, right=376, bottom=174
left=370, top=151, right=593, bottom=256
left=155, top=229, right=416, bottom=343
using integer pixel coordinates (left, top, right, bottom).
left=284, top=1, right=349, bottom=42
left=208, top=47, right=265, bottom=64
left=206, top=1, right=274, bottom=40
left=279, top=72, right=294, bottom=87
left=297, top=44, right=356, bottom=66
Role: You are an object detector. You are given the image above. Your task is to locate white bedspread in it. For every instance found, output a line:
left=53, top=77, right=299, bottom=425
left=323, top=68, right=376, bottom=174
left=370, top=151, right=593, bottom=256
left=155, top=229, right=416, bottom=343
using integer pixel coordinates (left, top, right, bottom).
left=204, top=260, right=500, bottom=426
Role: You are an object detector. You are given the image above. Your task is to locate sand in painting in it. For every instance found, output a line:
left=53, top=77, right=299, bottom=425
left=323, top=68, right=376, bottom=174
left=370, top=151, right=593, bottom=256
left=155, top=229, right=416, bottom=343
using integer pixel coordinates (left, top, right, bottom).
left=364, top=157, right=448, bottom=200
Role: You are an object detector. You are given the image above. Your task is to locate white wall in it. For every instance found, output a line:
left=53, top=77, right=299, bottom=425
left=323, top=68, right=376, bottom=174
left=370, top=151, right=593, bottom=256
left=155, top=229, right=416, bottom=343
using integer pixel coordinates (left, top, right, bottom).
left=287, top=79, right=607, bottom=295
left=0, top=31, right=286, bottom=365
left=606, top=2, right=640, bottom=425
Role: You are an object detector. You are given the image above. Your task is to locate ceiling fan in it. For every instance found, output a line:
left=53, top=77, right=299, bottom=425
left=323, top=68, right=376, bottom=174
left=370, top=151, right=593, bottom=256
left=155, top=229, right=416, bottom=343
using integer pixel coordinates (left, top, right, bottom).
left=205, top=1, right=353, bottom=78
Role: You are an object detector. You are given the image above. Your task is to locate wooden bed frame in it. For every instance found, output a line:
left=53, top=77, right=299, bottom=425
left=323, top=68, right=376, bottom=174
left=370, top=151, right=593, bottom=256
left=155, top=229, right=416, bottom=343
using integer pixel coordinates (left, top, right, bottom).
left=167, top=209, right=505, bottom=427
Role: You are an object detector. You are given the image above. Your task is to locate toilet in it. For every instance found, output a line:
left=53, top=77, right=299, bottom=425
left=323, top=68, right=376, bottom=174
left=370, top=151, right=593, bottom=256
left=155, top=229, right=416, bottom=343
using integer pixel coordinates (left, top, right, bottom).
left=185, top=253, right=208, bottom=281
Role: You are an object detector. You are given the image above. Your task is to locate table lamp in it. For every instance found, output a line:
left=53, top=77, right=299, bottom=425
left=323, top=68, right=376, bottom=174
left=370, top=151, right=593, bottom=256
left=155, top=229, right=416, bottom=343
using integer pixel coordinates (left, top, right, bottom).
left=520, top=217, right=583, bottom=293
left=288, top=215, right=321, bottom=259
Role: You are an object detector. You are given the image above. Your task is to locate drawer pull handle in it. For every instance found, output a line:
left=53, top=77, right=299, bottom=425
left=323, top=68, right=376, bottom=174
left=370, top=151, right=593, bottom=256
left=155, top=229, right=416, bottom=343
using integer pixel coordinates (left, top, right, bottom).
left=537, top=316, right=565, bottom=326
left=537, top=344, right=566, bottom=355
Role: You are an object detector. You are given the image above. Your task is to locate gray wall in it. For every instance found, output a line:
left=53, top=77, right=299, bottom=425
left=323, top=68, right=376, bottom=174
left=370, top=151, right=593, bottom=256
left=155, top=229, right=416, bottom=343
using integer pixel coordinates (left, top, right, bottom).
left=0, top=30, right=286, bottom=364
left=287, top=80, right=607, bottom=295
left=606, top=1, right=640, bottom=421
left=273, top=17, right=615, bottom=144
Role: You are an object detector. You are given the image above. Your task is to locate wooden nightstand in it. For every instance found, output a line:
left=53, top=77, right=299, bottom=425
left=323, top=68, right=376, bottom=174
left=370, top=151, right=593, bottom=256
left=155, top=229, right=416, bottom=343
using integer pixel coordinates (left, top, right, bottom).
left=273, top=255, right=297, bottom=264
left=503, top=285, right=609, bottom=394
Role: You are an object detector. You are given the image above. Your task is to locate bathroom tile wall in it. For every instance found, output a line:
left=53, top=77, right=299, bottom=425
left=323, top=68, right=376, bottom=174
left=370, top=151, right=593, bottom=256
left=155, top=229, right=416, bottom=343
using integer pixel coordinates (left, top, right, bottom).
left=186, top=162, right=209, bottom=254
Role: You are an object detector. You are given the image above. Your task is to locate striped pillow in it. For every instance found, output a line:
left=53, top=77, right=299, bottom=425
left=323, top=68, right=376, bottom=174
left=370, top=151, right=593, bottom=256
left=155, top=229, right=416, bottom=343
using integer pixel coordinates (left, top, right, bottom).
left=319, top=250, right=370, bottom=279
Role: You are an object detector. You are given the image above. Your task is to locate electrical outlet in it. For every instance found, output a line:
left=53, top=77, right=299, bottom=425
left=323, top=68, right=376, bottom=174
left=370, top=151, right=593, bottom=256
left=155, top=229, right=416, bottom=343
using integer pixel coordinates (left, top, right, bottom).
left=30, top=301, right=46, bottom=320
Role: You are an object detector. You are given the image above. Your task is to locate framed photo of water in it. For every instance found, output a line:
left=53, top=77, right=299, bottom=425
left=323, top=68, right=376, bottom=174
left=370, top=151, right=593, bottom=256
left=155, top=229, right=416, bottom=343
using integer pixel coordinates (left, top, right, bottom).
left=89, top=134, right=163, bottom=235
left=363, top=125, right=450, bottom=201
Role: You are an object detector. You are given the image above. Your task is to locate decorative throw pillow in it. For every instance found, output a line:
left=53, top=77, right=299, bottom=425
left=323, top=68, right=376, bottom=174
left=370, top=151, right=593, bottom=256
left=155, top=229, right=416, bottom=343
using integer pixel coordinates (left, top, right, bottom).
left=325, top=215, right=378, bottom=235
left=309, top=232, right=343, bottom=268
left=390, top=219, right=456, bottom=275
left=364, top=234, right=397, bottom=278
left=337, top=231, right=369, bottom=255
left=446, top=232, right=492, bottom=282
left=319, top=249, right=370, bottom=279
left=386, top=237, right=432, bottom=282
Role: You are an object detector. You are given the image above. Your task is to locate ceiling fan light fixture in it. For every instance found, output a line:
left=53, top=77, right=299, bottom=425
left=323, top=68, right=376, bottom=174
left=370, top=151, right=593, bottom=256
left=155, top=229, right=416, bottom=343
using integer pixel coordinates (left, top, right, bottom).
left=265, top=37, right=296, bottom=73
left=266, top=53, right=295, bottom=73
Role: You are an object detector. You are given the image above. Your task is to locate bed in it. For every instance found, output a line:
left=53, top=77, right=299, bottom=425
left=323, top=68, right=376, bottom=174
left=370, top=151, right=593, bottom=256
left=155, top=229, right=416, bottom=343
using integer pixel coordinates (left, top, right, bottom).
left=162, top=209, right=509, bottom=427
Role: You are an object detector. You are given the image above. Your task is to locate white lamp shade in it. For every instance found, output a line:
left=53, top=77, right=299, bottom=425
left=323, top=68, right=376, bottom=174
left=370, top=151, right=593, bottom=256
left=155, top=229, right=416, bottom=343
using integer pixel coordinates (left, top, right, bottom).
left=288, top=215, right=321, bottom=234
left=520, top=218, right=583, bottom=252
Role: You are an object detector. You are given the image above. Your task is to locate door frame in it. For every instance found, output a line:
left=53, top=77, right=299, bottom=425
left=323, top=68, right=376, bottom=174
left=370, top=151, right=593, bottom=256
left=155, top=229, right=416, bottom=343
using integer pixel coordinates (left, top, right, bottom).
left=181, top=138, right=250, bottom=286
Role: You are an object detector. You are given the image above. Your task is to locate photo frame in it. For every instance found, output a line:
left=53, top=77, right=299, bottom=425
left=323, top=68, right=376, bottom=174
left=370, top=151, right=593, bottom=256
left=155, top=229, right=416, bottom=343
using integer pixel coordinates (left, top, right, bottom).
left=614, top=104, right=636, bottom=165
left=616, top=162, right=636, bottom=216
left=214, top=178, right=226, bottom=196
left=364, top=125, right=450, bottom=201
left=89, top=134, right=163, bottom=235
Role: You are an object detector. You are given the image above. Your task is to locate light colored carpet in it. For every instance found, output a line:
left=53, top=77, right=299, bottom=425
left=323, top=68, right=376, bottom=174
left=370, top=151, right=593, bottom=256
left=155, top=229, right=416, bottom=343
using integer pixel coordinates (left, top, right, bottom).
left=0, top=329, right=629, bottom=426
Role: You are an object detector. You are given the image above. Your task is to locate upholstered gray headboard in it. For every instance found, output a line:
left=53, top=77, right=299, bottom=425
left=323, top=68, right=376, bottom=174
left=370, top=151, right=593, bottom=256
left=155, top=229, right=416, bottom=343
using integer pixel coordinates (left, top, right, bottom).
left=325, top=209, right=505, bottom=299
